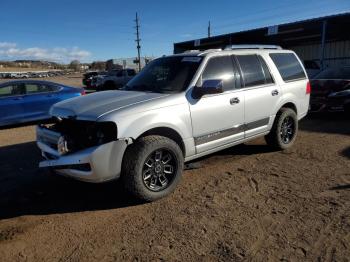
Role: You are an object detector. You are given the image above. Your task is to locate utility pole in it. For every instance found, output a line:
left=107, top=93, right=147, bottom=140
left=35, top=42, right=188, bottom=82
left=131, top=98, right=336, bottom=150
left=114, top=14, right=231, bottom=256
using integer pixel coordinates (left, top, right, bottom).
left=208, top=21, right=211, bottom=38
left=135, top=12, right=141, bottom=72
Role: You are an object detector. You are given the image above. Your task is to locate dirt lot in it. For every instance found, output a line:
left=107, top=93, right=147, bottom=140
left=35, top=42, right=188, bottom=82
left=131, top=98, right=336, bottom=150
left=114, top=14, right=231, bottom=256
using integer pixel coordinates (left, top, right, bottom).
left=0, top=76, right=349, bottom=261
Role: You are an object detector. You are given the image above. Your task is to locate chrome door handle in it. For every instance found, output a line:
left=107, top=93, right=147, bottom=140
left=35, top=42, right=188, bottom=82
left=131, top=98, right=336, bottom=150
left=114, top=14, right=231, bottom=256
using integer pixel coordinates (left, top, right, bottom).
left=230, top=97, right=240, bottom=105
left=271, top=89, right=279, bottom=96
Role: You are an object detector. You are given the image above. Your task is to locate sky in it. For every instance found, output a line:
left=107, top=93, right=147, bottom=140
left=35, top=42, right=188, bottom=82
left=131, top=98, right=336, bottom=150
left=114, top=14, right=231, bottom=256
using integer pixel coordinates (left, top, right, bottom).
left=0, top=0, right=349, bottom=63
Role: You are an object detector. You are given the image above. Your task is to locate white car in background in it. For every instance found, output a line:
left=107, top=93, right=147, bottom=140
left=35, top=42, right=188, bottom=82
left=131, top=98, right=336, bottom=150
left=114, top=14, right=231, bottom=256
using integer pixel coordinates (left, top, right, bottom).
left=37, top=45, right=310, bottom=201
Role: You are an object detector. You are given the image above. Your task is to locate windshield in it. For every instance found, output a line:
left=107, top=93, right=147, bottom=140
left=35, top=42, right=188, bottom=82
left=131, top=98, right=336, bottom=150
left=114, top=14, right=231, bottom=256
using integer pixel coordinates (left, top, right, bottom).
left=123, top=56, right=202, bottom=93
left=314, top=67, right=350, bottom=80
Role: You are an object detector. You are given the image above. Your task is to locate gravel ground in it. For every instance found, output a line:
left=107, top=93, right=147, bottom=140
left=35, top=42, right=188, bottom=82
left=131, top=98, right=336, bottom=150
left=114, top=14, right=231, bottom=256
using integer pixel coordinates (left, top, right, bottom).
left=0, top=76, right=349, bottom=261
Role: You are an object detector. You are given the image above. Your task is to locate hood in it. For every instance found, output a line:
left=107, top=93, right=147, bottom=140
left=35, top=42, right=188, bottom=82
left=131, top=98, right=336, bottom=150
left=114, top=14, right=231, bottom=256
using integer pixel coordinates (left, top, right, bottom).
left=310, top=79, right=350, bottom=97
left=50, top=90, right=168, bottom=120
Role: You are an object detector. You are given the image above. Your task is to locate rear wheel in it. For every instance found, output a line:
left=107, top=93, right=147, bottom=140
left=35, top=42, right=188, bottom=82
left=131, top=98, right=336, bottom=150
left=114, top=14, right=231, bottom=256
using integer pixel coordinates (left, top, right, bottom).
left=121, top=135, right=184, bottom=202
left=265, top=108, right=298, bottom=150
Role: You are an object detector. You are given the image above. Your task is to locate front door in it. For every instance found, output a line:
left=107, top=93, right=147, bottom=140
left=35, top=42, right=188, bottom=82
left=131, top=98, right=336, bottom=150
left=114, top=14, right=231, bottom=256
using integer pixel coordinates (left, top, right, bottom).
left=188, top=55, right=245, bottom=154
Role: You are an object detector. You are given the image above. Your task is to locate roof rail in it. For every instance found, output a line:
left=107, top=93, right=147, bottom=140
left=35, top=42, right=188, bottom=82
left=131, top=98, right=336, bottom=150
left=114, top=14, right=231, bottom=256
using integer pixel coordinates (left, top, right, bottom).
left=224, top=44, right=282, bottom=50
left=183, top=50, right=200, bottom=53
left=199, top=48, right=222, bottom=55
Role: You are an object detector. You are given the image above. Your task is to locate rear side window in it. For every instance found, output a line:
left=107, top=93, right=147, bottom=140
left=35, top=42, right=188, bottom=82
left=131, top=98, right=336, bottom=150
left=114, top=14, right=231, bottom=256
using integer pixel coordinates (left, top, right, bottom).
left=25, top=84, right=57, bottom=94
left=201, top=56, right=237, bottom=91
left=270, top=53, right=306, bottom=81
left=236, top=55, right=268, bottom=88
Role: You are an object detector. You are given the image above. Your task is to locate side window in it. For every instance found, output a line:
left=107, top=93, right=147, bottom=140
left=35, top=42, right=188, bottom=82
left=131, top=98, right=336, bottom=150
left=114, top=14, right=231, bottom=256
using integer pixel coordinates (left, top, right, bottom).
left=116, top=70, right=123, bottom=77
left=0, top=85, right=14, bottom=97
left=25, top=84, right=56, bottom=94
left=4, top=84, right=26, bottom=96
left=201, top=56, right=236, bottom=92
left=270, top=53, right=306, bottom=81
left=258, top=56, right=274, bottom=84
left=236, top=55, right=266, bottom=88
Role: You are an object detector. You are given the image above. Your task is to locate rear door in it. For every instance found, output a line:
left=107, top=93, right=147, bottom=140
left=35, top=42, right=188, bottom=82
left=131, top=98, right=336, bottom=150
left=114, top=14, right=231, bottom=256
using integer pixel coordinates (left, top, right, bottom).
left=22, top=83, right=61, bottom=120
left=189, top=55, right=245, bottom=154
left=235, top=54, right=280, bottom=138
left=0, top=83, right=26, bottom=125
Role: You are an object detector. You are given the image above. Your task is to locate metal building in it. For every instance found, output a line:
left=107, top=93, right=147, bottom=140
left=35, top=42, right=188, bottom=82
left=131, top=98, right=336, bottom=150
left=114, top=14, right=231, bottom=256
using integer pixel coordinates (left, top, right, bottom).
left=174, top=12, right=350, bottom=69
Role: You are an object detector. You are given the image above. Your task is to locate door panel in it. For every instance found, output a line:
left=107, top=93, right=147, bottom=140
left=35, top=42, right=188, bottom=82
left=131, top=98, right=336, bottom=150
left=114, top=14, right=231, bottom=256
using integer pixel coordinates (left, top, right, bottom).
left=0, top=83, right=26, bottom=125
left=190, top=92, right=244, bottom=153
left=189, top=55, right=245, bottom=154
left=244, top=85, right=279, bottom=137
left=22, top=83, right=59, bottom=120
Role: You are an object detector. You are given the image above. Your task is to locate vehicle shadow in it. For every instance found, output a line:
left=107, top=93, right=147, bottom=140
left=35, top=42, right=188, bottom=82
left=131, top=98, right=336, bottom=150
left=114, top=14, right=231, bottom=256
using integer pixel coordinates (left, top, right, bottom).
left=0, top=140, right=278, bottom=219
left=329, top=184, right=350, bottom=190
left=0, top=142, right=141, bottom=220
left=341, top=147, right=350, bottom=159
left=299, top=112, right=350, bottom=135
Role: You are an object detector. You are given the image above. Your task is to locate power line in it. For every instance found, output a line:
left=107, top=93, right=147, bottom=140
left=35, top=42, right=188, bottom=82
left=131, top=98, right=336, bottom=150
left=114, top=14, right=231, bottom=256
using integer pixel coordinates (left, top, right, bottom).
left=135, top=12, right=141, bottom=71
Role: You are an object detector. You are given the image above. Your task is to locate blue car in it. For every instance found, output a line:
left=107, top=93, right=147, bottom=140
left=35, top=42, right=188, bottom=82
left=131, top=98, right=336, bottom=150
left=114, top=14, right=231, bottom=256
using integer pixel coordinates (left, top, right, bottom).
left=0, top=80, right=85, bottom=127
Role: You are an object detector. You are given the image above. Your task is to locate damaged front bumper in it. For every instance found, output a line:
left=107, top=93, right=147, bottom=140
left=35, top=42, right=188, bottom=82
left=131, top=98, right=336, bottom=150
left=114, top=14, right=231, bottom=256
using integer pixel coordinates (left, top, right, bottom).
left=37, top=125, right=130, bottom=183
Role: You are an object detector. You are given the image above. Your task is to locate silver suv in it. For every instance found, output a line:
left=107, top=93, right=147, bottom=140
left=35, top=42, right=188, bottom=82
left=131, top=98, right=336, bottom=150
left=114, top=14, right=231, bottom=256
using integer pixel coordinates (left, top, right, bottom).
left=37, top=45, right=310, bottom=201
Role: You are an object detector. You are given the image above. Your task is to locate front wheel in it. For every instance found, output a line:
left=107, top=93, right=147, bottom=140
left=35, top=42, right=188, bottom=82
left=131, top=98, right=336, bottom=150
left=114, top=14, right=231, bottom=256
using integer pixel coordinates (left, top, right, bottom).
left=265, top=108, right=298, bottom=150
left=121, top=135, right=184, bottom=202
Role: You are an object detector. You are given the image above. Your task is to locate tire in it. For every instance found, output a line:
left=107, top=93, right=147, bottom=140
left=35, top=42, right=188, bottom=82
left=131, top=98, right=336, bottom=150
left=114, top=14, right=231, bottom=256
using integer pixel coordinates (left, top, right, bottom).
left=265, top=108, right=298, bottom=150
left=121, top=135, right=184, bottom=202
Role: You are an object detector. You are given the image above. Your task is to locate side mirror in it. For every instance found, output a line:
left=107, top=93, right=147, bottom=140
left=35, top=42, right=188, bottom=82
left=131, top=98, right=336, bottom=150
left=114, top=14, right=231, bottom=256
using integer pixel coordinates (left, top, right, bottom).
left=192, top=79, right=224, bottom=99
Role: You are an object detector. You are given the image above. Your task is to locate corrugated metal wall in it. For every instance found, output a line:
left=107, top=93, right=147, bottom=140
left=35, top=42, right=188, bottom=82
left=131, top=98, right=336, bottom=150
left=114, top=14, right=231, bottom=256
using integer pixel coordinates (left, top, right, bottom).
left=291, top=40, right=350, bottom=67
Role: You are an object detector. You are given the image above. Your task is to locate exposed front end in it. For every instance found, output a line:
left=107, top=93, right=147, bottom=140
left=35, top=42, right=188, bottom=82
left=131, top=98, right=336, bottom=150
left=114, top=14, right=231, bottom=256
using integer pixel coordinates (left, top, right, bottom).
left=36, top=119, right=130, bottom=183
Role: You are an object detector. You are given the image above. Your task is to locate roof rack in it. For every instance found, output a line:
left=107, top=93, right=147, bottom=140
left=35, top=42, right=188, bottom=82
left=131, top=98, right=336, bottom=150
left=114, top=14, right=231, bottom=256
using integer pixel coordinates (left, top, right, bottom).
left=199, top=48, right=222, bottom=55
left=183, top=50, right=200, bottom=53
left=224, top=44, right=282, bottom=50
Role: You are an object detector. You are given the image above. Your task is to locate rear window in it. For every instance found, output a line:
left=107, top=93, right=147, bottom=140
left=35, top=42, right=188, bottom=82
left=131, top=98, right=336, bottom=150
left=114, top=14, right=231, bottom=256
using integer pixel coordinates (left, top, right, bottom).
left=270, top=53, right=306, bottom=81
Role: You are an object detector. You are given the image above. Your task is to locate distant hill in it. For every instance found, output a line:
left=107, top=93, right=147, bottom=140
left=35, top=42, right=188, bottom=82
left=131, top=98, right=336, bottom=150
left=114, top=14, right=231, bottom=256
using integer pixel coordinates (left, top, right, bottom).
left=0, top=60, right=65, bottom=69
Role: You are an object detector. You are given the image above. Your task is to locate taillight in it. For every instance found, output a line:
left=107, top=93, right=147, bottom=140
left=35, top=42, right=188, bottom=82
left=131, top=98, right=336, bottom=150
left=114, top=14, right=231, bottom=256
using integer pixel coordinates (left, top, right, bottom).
left=306, top=81, right=311, bottom=94
left=81, top=89, right=86, bottom=95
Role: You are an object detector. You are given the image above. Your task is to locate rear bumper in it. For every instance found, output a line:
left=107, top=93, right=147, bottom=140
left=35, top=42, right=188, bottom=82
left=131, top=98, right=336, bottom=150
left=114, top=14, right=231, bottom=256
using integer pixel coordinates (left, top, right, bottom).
left=37, top=126, right=129, bottom=183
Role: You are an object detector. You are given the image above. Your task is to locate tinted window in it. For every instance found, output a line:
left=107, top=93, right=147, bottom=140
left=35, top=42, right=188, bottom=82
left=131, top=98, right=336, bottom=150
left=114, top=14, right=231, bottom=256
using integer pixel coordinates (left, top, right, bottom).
left=314, top=67, right=350, bottom=80
left=201, top=56, right=236, bottom=91
left=25, top=84, right=57, bottom=94
left=236, top=55, right=266, bottom=87
left=0, top=85, right=14, bottom=97
left=270, top=53, right=306, bottom=81
left=0, top=84, right=25, bottom=97
left=258, top=56, right=274, bottom=84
